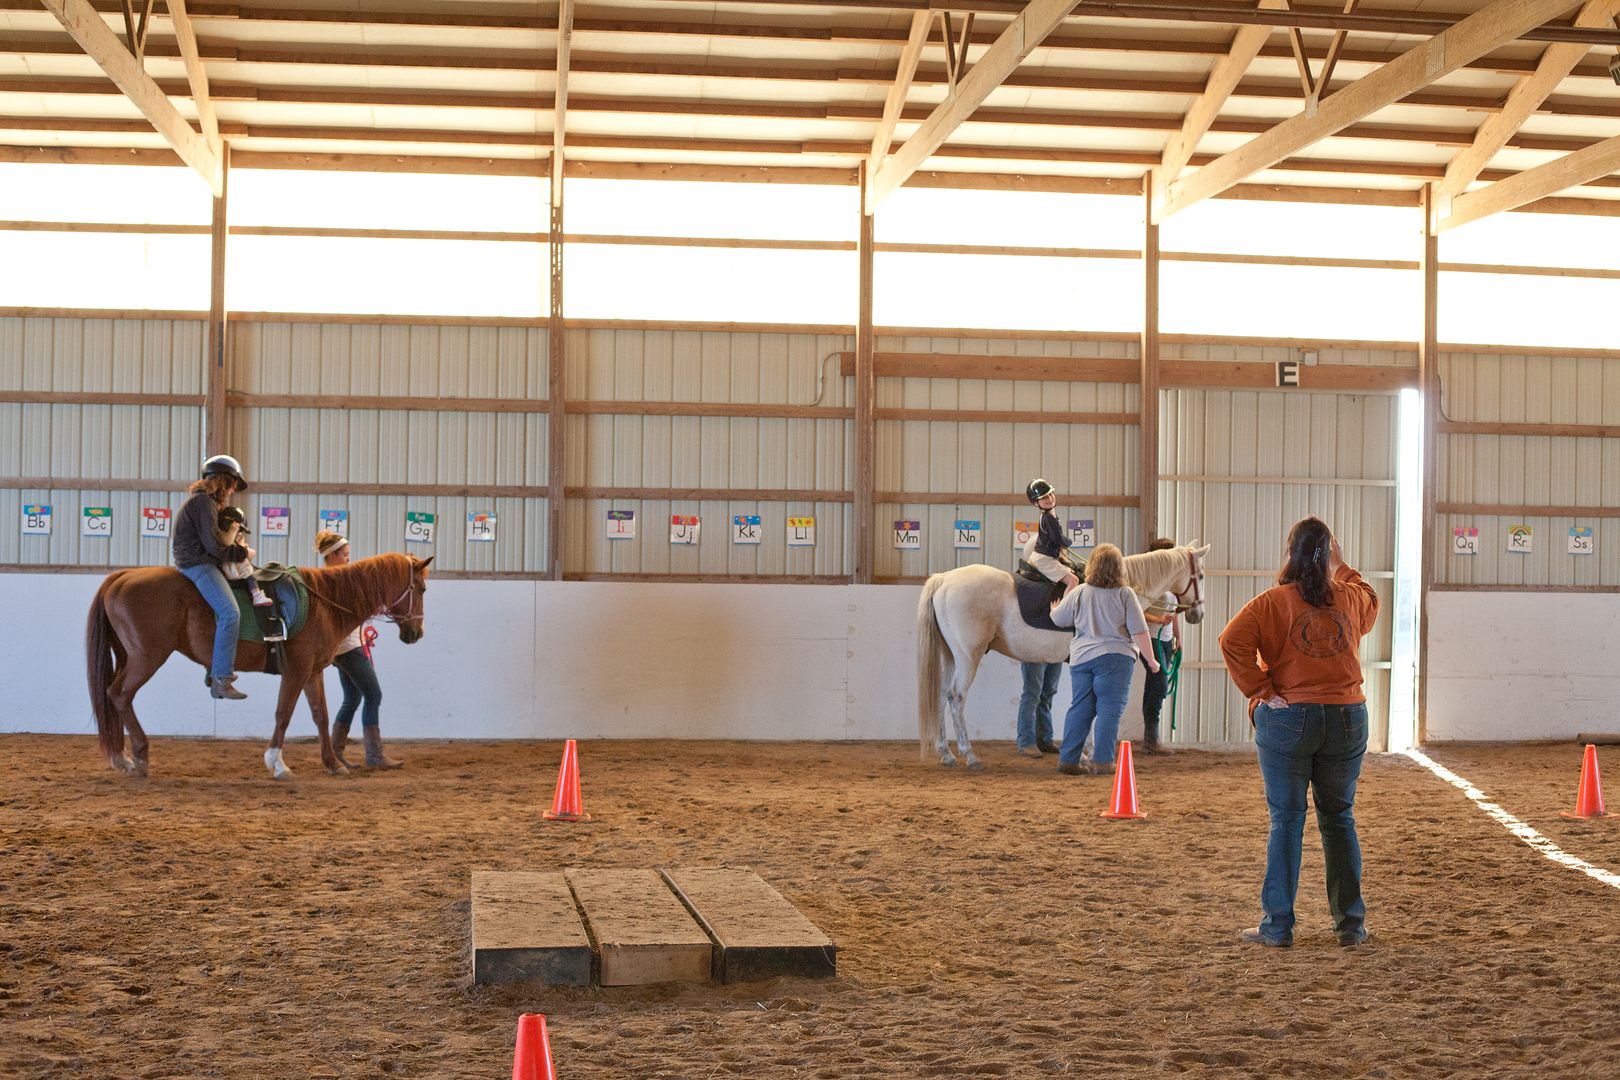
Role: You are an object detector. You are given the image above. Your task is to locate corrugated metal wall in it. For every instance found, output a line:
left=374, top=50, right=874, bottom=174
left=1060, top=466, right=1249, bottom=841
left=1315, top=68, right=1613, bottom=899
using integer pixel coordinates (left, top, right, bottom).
left=233, top=321, right=548, bottom=572
left=1435, top=350, right=1620, bottom=585
left=0, top=316, right=204, bottom=566
left=1161, top=345, right=1404, bottom=750
left=874, top=334, right=1141, bottom=580
left=565, top=327, right=852, bottom=576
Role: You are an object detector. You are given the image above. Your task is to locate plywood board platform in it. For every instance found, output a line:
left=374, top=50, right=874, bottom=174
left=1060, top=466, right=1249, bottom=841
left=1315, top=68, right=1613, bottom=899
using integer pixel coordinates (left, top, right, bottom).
left=664, top=868, right=836, bottom=983
left=565, top=868, right=713, bottom=987
left=470, top=871, right=593, bottom=986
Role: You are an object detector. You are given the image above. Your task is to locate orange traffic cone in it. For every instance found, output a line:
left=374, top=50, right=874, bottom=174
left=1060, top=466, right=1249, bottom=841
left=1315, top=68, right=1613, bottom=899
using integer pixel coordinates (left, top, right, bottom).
left=512, top=1013, right=557, bottom=1080
left=1100, top=740, right=1147, bottom=820
left=542, top=738, right=592, bottom=822
left=1560, top=744, right=1616, bottom=820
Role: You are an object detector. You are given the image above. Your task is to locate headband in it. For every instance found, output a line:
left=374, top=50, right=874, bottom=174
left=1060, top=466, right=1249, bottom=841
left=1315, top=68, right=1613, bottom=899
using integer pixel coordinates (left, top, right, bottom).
left=317, top=535, right=349, bottom=557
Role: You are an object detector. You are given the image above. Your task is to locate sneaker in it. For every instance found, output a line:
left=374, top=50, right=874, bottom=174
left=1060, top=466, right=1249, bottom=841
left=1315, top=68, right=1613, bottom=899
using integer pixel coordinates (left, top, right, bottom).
left=1017, top=745, right=1044, bottom=759
left=1240, top=927, right=1291, bottom=948
left=249, top=587, right=273, bottom=607
left=1337, top=929, right=1369, bottom=948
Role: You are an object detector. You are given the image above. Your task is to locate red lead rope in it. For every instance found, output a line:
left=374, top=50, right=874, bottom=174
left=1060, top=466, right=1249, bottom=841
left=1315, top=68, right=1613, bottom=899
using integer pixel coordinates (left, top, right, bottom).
left=361, top=625, right=379, bottom=661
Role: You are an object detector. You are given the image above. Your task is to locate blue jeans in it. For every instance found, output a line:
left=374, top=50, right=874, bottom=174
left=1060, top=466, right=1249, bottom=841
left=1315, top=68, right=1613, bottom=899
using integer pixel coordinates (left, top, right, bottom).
left=1253, top=701, right=1369, bottom=944
left=1059, top=652, right=1136, bottom=767
left=179, top=561, right=240, bottom=680
left=332, top=647, right=383, bottom=730
left=1016, top=662, right=1063, bottom=749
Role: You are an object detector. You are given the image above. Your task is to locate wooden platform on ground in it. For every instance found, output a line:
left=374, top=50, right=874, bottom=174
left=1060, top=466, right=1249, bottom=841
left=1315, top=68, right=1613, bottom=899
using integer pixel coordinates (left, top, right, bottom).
left=665, top=868, right=837, bottom=983
left=564, top=868, right=713, bottom=987
left=469, top=871, right=593, bottom=987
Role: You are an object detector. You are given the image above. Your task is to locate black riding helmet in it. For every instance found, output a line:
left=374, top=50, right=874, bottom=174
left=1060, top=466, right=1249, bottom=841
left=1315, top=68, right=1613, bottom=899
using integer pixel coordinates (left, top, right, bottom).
left=1026, top=478, right=1056, bottom=504
left=201, top=453, right=248, bottom=491
left=217, top=505, right=249, bottom=533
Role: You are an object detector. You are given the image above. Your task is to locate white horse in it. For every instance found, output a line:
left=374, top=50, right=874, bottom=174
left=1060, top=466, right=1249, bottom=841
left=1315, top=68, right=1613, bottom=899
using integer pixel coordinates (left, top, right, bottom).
left=916, top=544, right=1211, bottom=769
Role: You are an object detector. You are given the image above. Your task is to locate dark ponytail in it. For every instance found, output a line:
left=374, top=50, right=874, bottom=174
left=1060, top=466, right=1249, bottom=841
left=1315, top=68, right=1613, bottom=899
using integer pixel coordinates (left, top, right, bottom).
left=1277, top=516, right=1334, bottom=608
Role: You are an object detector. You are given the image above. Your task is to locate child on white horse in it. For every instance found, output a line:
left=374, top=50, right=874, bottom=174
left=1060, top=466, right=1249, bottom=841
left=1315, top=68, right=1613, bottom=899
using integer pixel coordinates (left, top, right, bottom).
left=1016, top=478, right=1076, bottom=759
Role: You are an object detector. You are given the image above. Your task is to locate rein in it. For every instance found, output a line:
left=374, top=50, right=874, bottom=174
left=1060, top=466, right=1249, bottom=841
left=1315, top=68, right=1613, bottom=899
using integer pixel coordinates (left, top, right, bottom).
left=304, top=562, right=421, bottom=624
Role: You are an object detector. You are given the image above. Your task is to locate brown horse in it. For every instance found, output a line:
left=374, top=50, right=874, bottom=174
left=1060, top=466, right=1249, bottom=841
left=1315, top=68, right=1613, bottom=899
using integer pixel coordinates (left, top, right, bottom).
left=86, top=553, right=432, bottom=779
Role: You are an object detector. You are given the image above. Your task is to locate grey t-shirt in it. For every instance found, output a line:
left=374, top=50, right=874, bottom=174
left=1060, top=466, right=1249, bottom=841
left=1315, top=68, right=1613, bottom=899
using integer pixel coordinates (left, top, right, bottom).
left=1050, top=584, right=1149, bottom=666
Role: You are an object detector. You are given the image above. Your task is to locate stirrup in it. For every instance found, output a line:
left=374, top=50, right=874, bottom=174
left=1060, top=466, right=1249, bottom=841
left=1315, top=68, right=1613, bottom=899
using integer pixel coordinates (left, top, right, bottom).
left=263, top=619, right=286, bottom=643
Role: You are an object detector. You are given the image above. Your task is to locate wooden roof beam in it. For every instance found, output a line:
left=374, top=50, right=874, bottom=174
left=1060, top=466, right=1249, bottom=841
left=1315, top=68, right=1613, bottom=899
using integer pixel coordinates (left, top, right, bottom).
left=1441, top=129, right=1620, bottom=229
left=38, top=0, right=223, bottom=194
left=1152, top=0, right=1287, bottom=214
left=1154, top=0, right=1589, bottom=221
left=165, top=0, right=221, bottom=154
left=1435, top=0, right=1620, bottom=215
left=869, top=0, right=1086, bottom=209
left=866, top=10, right=932, bottom=214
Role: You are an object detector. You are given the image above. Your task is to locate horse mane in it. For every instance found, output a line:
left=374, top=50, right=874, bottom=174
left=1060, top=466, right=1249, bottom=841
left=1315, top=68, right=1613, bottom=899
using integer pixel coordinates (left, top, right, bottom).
left=302, top=553, right=410, bottom=616
left=1124, top=546, right=1185, bottom=592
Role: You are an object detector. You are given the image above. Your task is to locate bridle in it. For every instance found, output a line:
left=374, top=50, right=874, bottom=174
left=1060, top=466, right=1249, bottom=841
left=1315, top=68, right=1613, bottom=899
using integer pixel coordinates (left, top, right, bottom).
left=1170, top=549, right=1204, bottom=614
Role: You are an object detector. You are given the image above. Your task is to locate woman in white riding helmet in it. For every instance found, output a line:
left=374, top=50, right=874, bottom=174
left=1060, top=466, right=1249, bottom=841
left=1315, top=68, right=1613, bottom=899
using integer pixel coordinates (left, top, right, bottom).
left=173, top=454, right=252, bottom=700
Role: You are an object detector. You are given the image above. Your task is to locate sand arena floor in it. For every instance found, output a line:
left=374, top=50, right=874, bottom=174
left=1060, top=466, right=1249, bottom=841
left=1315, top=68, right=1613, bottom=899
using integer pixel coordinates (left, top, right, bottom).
left=2, top=735, right=1618, bottom=1079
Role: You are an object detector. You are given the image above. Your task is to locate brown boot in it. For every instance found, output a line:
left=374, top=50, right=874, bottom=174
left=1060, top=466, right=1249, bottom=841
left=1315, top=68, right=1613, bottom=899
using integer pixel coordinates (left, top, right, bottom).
left=363, top=726, right=403, bottom=770
left=331, top=722, right=358, bottom=770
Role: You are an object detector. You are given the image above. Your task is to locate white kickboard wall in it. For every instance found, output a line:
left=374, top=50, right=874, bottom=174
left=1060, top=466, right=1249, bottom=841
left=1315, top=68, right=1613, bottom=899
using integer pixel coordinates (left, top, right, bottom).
left=1, top=574, right=1158, bottom=745
left=1426, top=591, right=1620, bottom=741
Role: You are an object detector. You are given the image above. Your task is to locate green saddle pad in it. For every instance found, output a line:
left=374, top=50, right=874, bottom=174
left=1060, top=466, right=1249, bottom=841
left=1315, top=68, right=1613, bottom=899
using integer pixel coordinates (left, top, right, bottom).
left=230, top=564, right=310, bottom=643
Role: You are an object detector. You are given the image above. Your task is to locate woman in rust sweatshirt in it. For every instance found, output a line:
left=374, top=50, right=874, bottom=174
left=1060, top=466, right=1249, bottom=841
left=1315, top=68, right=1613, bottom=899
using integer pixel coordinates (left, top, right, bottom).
left=1219, top=516, right=1379, bottom=949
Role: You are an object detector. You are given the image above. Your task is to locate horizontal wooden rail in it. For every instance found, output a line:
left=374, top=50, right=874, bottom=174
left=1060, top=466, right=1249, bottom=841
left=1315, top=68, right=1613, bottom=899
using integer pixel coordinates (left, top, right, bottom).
left=874, top=492, right=1138, bottom=507
left=875, top=407, right=1137, bottom=425
left=4, top=217, right=1618, bottom=279
left=1431, top=583, right=1620, bottom=593
left=566, top=486, right=850, bottom=502
left=841, top=352, right=1138, bottom=382
left=226, top=392, right=548, bottom=413
left=567, top=401, right=850, bottom=419
left=1162, top=474, right=1397, bottom=487
left=1438, top=420, right=1620, bottom=439
left=1436, top=502, right=1620, bottom=518
left=563, top=572, right=853, bottom=584
left=1159, top=360, right=1418, bottom=391
left=0, top=390, right=204, bottom=406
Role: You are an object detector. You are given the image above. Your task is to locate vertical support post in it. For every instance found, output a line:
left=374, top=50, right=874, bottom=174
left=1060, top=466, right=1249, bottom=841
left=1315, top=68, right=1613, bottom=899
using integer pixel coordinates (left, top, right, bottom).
left=854, top=171, right=876, bottom=584
left=547, top=170, right=566, bottom=582
left=1417, top=185, right=1440, bottom=745
left=204, top=142, right=229, bottom=456
left=1139, top=177, right=1161, bottom=549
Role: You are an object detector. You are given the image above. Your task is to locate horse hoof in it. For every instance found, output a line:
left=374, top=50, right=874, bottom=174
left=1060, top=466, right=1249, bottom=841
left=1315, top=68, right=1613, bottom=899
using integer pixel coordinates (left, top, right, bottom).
left=965, top=759, right=986, bottom=772
left=110, top=754, right=137, bottom=775
left=939, top=757, right=959, bottom=769
left=328, top=764, right=350, bottom=778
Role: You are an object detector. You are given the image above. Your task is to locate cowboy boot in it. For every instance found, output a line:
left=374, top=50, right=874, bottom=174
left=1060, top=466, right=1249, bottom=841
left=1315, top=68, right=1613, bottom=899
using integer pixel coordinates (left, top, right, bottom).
left=209, top=674, right=247, bottom=701
left=331, top=722, right=358, bottom=770
left=363, top=726, right=403, bottom=770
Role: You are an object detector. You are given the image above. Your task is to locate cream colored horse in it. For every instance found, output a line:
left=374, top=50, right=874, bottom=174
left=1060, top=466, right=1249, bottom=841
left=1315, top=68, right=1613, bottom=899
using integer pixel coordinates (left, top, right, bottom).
left=916, top=544, right=1211, bottom=769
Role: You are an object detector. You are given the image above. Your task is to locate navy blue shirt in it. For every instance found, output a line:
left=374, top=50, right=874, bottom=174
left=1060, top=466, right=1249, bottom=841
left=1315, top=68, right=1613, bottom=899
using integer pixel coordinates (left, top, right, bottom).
left=1034, top=508, right=1070, bottom=559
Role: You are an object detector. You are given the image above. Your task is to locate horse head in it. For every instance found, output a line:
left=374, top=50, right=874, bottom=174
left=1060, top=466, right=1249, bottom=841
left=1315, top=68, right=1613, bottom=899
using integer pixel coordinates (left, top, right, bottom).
left=1175, top=541, right=1212, bottom=624
left=382, top=555, right=433, bottom=644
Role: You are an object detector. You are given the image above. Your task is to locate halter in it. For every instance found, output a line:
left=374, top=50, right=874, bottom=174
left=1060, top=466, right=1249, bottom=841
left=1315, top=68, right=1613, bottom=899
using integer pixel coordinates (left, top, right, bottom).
left=1170, top=549, right=1203, bottom=613
left=377, top=574, right=423, bottom=624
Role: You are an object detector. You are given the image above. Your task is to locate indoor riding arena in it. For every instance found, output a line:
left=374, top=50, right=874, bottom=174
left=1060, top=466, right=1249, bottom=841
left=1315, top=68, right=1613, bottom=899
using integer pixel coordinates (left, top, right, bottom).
left=3, top=1, right=1619, bottom=1077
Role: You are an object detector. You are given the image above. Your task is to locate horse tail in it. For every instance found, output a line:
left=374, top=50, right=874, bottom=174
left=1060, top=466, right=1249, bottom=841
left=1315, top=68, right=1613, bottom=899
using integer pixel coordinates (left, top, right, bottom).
left=86, top=574, right=123, bottom=759
left=916, top=573, right=949, bottom=762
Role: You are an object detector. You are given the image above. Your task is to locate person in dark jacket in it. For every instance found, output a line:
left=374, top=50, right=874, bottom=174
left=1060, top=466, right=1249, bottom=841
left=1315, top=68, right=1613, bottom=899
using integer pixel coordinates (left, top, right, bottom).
left=174, top=454, right=252, bottom=700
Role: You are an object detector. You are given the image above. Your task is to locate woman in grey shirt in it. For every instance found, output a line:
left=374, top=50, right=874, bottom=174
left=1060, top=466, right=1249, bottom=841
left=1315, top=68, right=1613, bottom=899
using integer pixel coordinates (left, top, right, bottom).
left=1049, top=544, right=1160, bottom=775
